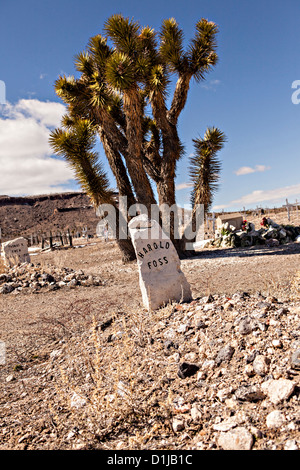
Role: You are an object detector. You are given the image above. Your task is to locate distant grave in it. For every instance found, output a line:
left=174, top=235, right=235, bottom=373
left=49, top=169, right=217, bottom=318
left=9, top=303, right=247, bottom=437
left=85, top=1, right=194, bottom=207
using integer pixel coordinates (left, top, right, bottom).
left=216, top=213, right=244, bottom=231
left=1, top=237, right=31, bottom=267
left=128, top=214, right=192, bottom=310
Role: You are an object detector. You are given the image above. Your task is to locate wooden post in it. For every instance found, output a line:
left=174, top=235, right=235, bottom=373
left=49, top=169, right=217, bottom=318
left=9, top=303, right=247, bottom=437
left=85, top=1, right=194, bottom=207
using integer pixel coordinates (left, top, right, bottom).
left=67, top=229, right=73, bottom=247
left=59, top=231, right=64, bottom=246
left=212, top=212, right=215, bottom=232
left=286, top=199, right=290, bottom=222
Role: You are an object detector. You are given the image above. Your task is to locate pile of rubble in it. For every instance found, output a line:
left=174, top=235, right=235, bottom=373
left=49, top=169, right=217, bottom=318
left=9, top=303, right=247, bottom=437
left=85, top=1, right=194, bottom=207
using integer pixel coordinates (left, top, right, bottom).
left=209, top=218, right=300, bottom=249
left=0, top=262, right=103, bottom=295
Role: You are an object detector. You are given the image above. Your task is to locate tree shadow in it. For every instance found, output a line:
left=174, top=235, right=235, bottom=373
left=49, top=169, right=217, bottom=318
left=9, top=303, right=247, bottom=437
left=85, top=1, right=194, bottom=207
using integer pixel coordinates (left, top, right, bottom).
left=189, top=242, right=300, bottom=260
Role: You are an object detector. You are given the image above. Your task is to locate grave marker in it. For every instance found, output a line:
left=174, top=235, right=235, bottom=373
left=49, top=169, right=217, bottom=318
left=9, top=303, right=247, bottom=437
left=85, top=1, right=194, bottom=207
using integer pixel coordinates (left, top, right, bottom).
left=1, top=237, right=30, bottom=267
left=128, top=214, right=192, bottom=310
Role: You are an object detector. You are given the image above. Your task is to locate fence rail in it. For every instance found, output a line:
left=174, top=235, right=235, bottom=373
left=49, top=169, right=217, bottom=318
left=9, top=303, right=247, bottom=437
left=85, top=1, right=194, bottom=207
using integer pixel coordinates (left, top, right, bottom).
left=0, top=229, right=83, bottom=249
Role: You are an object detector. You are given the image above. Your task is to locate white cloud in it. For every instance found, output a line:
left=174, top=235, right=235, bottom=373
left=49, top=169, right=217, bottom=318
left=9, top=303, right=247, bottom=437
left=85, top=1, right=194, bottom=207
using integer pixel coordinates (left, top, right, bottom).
left=201, top=79, right=221, bottom=91
left=176, top=182, right=193, bottom=191
left=234, top=164, right=271, bottom=176
left=214, top=183, right=300, bottom=211
left=4, top=99, right=66, bottom=127
left=231, top=183, right=300, bottom=206
left=212, top=204, right=229, bottom=211
left=0, top=99, right=75, bottom=196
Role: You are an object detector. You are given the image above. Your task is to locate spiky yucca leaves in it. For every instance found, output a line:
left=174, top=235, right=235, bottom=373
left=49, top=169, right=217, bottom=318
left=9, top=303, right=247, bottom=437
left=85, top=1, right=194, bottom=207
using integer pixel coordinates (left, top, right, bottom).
left=159, top=18, right=186, bottom=74
left=104, top=14, right=140, bottom=56
left=189, top=19, right=218, bottom=81
left=190, top=127, right=226, bottom=214
left=75, top=51, right=95, bottom=78
left=49, top=119, right=113, bottom=207
left=105, top=52, right=137, bottom=91
left=87, top=35, right=112, bottom=75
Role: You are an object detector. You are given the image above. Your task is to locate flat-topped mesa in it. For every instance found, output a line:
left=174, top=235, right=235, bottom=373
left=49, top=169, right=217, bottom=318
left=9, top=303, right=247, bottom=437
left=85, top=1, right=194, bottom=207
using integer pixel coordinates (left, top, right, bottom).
left=128, top=214, right=192, bottom=310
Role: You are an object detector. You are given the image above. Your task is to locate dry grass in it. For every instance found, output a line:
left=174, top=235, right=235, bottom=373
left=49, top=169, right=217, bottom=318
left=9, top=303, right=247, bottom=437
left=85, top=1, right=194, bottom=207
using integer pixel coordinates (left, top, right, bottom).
left=290, top=270, right=300, bottom=299
left=0, top=256, right=7, bottom=274
left=49, top=302, right=180, bottom=450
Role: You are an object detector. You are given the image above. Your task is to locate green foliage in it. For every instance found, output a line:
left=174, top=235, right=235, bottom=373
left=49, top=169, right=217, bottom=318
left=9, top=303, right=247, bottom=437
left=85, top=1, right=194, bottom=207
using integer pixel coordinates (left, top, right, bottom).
left=159, top=18, right=185, bottom=73
left=189, top=19, right=219, bottom=81
left=87, top=35, right=112, bottom=73
left=104, top=14, right=140, bottom=56
left=75, top=51, right=95, bottom=77
left=190, top=127, right=226, bottom=213
left=105, top=52, right=136, bottom=91
left=49, top=120, right=113, bottom=207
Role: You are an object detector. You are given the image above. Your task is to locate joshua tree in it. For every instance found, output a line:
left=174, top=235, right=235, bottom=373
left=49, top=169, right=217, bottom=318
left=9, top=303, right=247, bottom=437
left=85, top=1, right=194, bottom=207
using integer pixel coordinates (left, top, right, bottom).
left=184, top=127, right=226, bottom=242
left=50, top=14, right=225, bottom=261
left=190, top=127, right=226, bottom=214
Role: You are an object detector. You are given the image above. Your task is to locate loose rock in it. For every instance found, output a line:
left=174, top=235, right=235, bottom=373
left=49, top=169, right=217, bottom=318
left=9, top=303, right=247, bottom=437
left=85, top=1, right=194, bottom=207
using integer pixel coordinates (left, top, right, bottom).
left=261, top=378, right=296, bottom=405
left=266, top=410, right=286, bottom=429
left=217, top=427, right=254, bottom=450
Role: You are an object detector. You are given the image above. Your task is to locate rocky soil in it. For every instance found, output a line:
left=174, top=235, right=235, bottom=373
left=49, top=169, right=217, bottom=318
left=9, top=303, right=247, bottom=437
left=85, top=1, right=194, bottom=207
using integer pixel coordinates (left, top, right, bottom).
left=0, top=239, right=300, bottom=450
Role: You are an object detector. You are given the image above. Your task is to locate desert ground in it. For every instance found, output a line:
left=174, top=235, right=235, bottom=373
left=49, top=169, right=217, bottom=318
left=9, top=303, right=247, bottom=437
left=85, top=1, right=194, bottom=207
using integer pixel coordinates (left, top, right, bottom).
left=0, top=213, right=300, bottom=450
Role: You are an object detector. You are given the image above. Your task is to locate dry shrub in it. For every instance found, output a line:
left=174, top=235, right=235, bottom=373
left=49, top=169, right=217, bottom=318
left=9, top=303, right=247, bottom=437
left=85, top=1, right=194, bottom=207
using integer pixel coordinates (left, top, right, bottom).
left=51, top=303, right=178, bottom=449
left=0, top=255, right=7, bottom=274
left=290, top=270, right=300, bottom=299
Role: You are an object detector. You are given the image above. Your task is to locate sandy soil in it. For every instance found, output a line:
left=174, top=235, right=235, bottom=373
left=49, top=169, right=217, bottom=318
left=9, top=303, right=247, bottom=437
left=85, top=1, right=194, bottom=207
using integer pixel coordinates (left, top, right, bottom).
left=1, top=237, right=299, bottom=367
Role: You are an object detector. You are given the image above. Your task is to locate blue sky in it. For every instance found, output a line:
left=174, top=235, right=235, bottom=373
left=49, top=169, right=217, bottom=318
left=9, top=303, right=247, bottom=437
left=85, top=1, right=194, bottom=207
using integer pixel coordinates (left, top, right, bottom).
left=1, top=0, right=300, bottom=212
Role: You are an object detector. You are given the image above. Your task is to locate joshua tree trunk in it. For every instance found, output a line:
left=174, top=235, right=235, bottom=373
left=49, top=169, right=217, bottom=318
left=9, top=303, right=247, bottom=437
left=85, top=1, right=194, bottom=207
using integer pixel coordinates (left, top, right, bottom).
left=115, top=206, right=136, bottom=262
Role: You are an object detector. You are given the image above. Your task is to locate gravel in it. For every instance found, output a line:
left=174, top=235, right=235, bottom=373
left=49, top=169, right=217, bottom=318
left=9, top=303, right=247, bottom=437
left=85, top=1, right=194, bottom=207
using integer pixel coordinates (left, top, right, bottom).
left=1, top=289, right=300, bottom=450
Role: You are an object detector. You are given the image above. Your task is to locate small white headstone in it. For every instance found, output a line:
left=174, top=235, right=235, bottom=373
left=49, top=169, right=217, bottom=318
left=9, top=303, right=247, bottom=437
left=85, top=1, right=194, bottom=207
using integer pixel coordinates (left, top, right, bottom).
left=1, top=237, right=30, bottom=267
left=128, top=214, right=192, bottom=310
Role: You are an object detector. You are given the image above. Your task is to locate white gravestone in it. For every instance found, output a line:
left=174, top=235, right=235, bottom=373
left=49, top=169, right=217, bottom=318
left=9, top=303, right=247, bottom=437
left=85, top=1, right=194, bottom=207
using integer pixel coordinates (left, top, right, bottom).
left=1, top=237, right=30, bottom=267
left=128, top=214, right=192, bottom=310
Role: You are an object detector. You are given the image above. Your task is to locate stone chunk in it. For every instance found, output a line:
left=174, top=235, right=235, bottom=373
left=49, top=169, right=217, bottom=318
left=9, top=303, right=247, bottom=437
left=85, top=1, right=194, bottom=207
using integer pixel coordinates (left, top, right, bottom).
left=290, top=349, right=300, bottom=370
left=172, top=417, right=185, bottom=432
left=128, top=215, right=192, bottom=310
left=215, top=344, right=235, bottom=365
left=252, top=355, right=270, bottom=377
left=261, top=378, right=296, bottom=405
left=266, top=410, right=286, bottom=429
left=217, top=427, right=254, bottom=450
